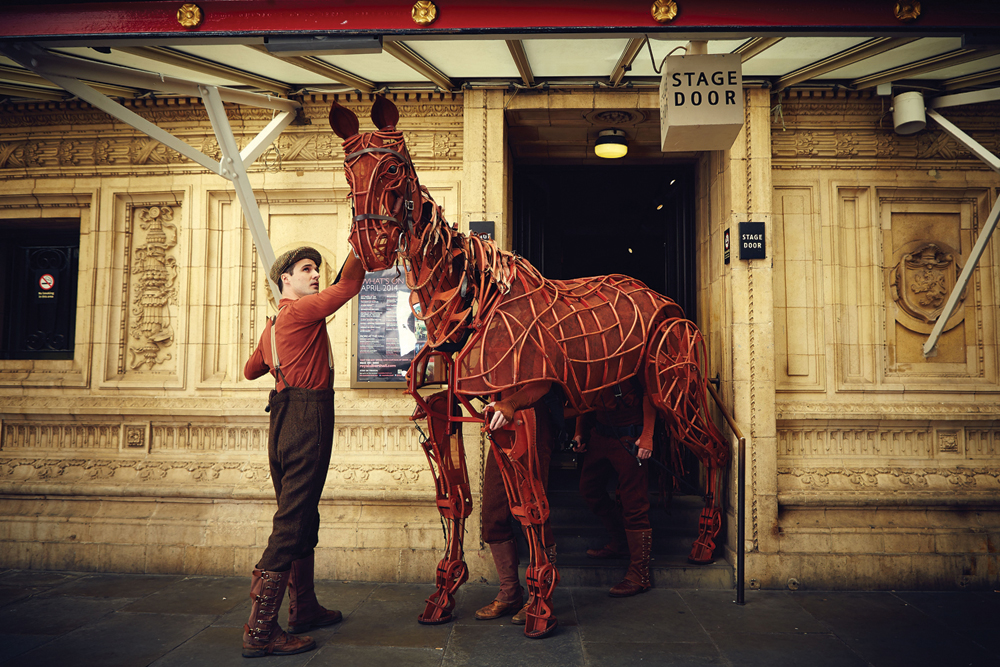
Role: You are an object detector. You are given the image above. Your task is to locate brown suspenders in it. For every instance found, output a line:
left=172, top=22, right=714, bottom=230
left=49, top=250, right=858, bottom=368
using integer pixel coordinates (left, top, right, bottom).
left=268, top=307, right=335, bottom=390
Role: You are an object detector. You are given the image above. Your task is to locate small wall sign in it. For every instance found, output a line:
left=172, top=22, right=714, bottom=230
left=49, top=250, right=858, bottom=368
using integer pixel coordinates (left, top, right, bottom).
left=470, top=220, right=494, bottom=241
left=738, top=222, right=766, bottom=260
left=724, top=228, right=731, bottom=265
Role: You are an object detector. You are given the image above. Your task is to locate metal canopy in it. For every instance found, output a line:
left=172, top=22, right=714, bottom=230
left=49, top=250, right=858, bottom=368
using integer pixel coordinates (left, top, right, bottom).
left=0, top=41, right=295, bottom=303
left=0, top=1, right=998, bottom=101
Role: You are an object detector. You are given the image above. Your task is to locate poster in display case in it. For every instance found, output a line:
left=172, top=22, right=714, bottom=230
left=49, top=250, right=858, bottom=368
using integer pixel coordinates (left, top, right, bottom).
left=351, top=266, right=428, bottom=387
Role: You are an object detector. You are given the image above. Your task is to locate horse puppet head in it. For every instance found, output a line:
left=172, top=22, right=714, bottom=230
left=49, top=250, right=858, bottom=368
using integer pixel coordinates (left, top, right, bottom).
left=330, top=95, right=424, bottom=272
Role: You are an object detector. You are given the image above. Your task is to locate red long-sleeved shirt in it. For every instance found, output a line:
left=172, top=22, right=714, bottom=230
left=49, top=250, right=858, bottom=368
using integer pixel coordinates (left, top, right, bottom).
left=244, top=278, right=364, bottom=391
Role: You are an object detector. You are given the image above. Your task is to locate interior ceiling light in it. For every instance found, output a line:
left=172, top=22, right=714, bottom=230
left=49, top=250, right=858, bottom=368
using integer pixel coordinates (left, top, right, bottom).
left=595, top=128, right=628, bottom=159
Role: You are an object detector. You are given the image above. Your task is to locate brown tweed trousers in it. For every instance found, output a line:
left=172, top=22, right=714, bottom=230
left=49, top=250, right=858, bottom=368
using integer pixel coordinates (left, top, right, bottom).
left=256, top=387, right=335, bottom=571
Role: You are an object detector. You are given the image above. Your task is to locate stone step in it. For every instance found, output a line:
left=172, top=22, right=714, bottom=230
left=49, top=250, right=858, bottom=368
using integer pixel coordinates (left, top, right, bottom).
left=518, top=554, right=733, bottom=589
left=550, top=528, right=698, bottom=555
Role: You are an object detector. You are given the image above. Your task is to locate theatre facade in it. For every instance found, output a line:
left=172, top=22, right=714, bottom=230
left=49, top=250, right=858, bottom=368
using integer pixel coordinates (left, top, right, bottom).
left=1, top=1, right=998, bottom=590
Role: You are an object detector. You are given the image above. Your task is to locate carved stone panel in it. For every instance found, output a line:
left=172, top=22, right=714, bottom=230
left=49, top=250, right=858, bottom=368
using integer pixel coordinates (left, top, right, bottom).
left=879, top=189, right=996, bottom=385
left=772, top=185, right=825, bottom=391
left=103, top=194, right=187, bottom=388
left=127, top=205, right=179, bottom=371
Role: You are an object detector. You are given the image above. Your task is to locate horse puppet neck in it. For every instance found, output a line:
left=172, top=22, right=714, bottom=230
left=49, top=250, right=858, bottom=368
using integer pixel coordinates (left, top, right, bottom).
left=398, top=195, right=527, bottom=351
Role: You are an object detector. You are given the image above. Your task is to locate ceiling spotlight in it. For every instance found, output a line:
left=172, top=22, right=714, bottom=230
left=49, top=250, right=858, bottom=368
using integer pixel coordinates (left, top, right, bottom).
left=595, top=128, right=628, bottom=159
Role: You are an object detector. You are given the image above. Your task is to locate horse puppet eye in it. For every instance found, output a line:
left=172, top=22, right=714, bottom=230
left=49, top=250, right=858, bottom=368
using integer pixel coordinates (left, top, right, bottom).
left=387, top=164, right=399, bottom=175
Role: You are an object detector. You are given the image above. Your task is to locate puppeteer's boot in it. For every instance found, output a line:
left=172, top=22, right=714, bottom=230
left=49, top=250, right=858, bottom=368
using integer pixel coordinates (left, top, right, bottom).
left=609, top=529, right=652, bottom=598
left=242, top=569, right=316, bottom=658
left=475, top=539, right=523, bottom=620
left=287, top=552, right=343, bottom=634
left=512, top=543, right=556, bottom=625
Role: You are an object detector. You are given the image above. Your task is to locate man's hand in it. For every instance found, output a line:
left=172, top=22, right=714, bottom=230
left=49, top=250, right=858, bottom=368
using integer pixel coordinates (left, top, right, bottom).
left=635, top=433, right=653, bottom=460
left=570, top=437, right=587, bottom=453
left=485, top=401, right=513, bottom=431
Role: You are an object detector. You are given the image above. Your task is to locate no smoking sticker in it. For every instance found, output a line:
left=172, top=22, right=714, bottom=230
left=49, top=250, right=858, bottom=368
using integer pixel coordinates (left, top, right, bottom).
left=39, top=274, right=55, bottom=291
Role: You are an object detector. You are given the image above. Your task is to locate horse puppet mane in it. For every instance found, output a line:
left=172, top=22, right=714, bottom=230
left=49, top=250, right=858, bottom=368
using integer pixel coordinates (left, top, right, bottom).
left=399, top=187, right=683, bottom=412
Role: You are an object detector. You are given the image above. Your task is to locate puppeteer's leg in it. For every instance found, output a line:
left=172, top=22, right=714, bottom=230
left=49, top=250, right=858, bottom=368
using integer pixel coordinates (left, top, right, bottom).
left=475, top=452, right=523, bottom=620
left=490, top=408, right=559, bottom=639
left=415, top=391, right=472, bottom=624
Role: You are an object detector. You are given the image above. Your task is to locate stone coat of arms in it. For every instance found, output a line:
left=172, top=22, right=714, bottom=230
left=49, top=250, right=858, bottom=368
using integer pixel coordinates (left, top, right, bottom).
left=891, top=242, right=964, bottom=331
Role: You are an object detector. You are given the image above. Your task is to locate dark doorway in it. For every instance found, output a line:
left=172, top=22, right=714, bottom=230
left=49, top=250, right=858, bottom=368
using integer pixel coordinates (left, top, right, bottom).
left=511, top=163, right=708, bottom=565
left=513, top=164, right=696, bottom=318
left=0, top=221, right=80, bottom=360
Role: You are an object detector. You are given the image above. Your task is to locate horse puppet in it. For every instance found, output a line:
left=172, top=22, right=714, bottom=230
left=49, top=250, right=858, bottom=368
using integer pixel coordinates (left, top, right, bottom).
left=331, top=96, right=729, bottom=639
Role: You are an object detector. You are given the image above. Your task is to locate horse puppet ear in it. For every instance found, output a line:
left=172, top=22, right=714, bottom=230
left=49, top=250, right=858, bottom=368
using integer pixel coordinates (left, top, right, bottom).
left=371, top=95, right=400, bottom=131
left=329, top=100, right=360, bottom=140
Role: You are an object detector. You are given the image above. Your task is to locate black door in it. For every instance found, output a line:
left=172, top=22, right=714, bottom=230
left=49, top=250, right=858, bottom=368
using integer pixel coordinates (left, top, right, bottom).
left=513, top=164, right=696, bottom=318
left=511, top=163, right=703, bottom=561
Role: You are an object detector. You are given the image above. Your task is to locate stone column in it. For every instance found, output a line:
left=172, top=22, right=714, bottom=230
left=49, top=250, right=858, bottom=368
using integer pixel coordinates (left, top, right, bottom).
left=461, top=88, right=510, bottom=584
left=721, top=87, right=778, bottom=584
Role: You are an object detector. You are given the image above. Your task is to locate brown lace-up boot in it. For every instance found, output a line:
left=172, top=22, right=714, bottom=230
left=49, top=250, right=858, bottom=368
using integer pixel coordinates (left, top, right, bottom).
left=287, top=553, right=343, bottom=634
left=475, top=539, right=523, bottom=620
left=242, top=569, right=316, bottom=658
left=609, top=529, right=652, bottom=597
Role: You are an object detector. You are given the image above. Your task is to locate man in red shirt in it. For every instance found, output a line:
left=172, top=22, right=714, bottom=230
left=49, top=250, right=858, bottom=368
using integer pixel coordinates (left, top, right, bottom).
left=241, top=246, right=365, bottom=658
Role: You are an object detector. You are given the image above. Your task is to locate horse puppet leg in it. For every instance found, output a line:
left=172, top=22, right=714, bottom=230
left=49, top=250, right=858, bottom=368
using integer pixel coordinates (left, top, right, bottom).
left=488, top=409, right=559, bottom=639
left=414, top=391, right=473, bottom=624
left=645, top=319, right=731, bottom=564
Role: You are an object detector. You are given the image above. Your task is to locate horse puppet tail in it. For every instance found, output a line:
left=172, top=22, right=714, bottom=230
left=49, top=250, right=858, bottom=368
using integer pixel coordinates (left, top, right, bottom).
left=643, top=318, right=730, bottom=564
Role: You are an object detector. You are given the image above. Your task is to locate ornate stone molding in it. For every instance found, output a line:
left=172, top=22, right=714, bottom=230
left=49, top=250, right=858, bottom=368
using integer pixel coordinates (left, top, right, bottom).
left=0, top=95, right=465, bottom=178
left=0, top=456, right=272, bottom=484
left=777, top=402, right=1000, bottom=419
left=0, top=456, right=431, bottom=492
left=771, top=94, right=1000, bottom=169
left=2, top=422, right=121, bottom=450
left=778, top=427, right=933, bottom=458
left=0, top=94, right=463, bottom=127
left=778, top=466, right=1000, bottom=490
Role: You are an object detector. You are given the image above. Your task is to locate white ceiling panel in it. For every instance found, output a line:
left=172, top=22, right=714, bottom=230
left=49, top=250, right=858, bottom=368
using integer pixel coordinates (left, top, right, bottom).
left=170, top=45, right=330, bottom=85
left=911, top=53, right=1000, bottom=80
left=816, top=37, right=964, bottom=79
left=741, top=36, right=870, bottom=77
left=402, top=40, right=520, bottom=78
left=315, top=51, right=427, bottom=82
left=629, top=39, right=748, bottom=77
left=52, top=47, right=240, bottom=87
left=521, top=38, right=630, bottom=77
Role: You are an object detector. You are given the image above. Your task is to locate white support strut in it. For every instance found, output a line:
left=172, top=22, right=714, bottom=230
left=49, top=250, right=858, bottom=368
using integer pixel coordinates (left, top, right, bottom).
left=921, top=107, right=1000, bottom=358
left=0, top=41, right=294, bottom=303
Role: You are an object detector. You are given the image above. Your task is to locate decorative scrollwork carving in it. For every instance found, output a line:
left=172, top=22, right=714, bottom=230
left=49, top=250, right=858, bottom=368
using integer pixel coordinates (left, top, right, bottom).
left=128, top=206, right=179, bottom=370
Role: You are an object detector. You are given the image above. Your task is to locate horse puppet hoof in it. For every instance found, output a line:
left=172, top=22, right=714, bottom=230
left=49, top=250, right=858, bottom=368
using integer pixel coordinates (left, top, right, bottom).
left=524, top=618, right=558, bottom=639
left=417, top=613, right=454, bottom=625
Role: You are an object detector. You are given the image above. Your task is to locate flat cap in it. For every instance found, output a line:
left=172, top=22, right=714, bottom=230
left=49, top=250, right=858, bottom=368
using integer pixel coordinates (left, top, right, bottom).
left=270, top=246, right=322, bottom=286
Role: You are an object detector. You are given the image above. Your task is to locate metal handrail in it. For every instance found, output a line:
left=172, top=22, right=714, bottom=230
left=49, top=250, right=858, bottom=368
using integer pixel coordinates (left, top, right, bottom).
left=706, top=381, right=748, bottom=605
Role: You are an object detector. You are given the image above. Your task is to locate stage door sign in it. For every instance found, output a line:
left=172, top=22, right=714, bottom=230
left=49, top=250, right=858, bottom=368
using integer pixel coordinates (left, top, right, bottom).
left=738, top=222, right=766, bottom=260
left=352, top=267, right=427, bottom=387
left=659, top=53, right=743, bottom=152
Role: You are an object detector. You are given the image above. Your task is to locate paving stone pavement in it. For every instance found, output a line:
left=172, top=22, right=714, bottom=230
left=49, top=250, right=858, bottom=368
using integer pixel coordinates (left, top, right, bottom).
left=0, top=569, right=998, bottom=666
